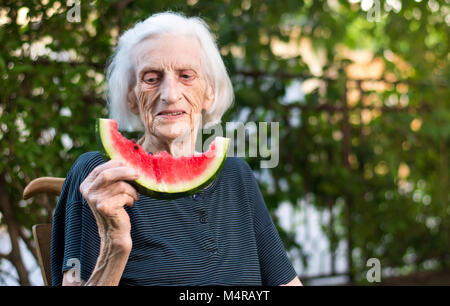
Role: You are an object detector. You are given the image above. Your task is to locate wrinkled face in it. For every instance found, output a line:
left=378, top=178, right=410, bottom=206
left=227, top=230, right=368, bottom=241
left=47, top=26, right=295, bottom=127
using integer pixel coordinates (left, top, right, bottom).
left=128, top=34, right=213, bottom=141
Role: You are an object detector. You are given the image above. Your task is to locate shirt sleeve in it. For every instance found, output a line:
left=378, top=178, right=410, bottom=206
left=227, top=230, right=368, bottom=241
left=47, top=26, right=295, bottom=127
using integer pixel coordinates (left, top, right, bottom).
left=240, top=159, right=298, bottom=286
left=51, top=152, right=103, bottom=286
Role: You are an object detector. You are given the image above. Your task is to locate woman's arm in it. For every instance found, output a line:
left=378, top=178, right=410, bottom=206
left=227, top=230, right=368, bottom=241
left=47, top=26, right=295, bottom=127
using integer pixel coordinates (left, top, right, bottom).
left=282, top=276, right=303, bottom=286
left=62, top=160, right=138, bottom=286
left=62, top=238, right=131, bottom=286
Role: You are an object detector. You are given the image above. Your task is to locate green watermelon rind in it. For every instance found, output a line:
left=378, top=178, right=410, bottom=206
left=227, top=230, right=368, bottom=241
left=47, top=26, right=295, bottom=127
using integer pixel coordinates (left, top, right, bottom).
left=95, top=118, right=229, bottom=200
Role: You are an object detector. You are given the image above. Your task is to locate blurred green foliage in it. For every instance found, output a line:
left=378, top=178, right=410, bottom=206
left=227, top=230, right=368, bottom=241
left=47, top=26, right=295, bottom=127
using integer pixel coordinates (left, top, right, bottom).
left=0, top=0, right=448, bottom=285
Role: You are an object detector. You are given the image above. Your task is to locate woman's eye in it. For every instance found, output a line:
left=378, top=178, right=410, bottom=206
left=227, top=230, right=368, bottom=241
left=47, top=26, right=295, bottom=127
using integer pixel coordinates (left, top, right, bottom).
left=143, top=72, right=160, bottom=84
left=180, top=71, right=195, bottom=81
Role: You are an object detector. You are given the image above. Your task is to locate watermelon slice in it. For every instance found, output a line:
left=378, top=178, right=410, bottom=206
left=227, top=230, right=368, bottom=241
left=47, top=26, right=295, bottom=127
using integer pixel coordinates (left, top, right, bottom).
left=95, top=118, right=230, bottom=199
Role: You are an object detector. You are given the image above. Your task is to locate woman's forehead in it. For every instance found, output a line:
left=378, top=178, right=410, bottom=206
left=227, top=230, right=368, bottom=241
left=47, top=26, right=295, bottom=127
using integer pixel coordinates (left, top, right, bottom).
left=133, top=34, right=203, bottom=72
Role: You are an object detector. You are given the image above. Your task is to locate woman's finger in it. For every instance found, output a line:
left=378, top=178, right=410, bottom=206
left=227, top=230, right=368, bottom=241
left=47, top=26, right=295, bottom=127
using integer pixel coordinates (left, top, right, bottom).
left=104, top=181, right=139, bottom=202
left=89, top=160, right=125, bottom=179
left=92, top=166, right=139, bottom=189
left=81, top=160, right=125, bottom=189
left=96, top=193, right=135, bottom=216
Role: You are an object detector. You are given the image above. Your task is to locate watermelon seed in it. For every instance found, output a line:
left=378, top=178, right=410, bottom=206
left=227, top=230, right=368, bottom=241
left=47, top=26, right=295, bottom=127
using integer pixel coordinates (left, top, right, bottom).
left=134, top=145, right=139, bottom=150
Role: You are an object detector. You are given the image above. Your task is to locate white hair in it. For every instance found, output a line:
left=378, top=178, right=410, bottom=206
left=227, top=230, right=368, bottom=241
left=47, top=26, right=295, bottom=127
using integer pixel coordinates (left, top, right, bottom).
left=106, top=11, right=234, bottom=131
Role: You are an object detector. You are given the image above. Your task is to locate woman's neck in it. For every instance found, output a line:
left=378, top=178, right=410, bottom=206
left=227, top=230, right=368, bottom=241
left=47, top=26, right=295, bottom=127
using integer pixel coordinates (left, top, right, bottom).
left=138, top=126, right=199, bottom=158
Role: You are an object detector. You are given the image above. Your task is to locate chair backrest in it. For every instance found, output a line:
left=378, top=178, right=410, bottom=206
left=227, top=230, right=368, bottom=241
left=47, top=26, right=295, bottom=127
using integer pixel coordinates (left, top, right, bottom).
left=32, top=224, right=53, bottom=286
left=23, top=177, right=65, bottom=286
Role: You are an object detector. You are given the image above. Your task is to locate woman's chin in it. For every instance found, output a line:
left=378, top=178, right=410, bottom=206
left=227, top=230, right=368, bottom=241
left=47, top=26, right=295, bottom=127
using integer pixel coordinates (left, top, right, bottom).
left=154, top=123, right=191, bottom=140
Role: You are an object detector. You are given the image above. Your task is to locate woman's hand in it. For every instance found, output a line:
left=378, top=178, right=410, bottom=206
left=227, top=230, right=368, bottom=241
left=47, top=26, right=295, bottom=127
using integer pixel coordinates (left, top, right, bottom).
left=80, top=160, right=139, bottom=247
left=65, top=160, right=139, bottom=286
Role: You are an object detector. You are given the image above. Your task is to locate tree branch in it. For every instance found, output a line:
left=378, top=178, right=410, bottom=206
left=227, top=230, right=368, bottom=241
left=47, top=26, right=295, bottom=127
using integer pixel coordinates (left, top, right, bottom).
left=235, top=69, right=448, bottom=88
left=0, top=252, right=11, bottom=261
left=18, top=228, right=38, bottom=261
left=0, top=173, right=31, bottom=286
left=282, top=100, right=431, bottom=114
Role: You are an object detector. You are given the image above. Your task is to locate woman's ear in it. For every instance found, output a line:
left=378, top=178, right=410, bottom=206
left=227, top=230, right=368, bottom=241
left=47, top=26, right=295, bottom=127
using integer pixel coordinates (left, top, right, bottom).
left=126, top=86, right=140, bottom=115
left=202, top=84, right=214, bottom=112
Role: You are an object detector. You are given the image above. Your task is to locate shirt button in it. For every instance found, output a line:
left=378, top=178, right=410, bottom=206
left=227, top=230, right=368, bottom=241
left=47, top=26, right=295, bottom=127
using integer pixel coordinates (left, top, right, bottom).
left=199, top=214, right=208, bottom=224
left=210, top=248, right=218, bottom=255
left=192, top=193, right=201, bottom=201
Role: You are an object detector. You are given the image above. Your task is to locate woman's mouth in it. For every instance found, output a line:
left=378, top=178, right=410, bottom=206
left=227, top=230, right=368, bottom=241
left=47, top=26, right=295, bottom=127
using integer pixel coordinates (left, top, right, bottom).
left=156, top=110, right=187, bottom=120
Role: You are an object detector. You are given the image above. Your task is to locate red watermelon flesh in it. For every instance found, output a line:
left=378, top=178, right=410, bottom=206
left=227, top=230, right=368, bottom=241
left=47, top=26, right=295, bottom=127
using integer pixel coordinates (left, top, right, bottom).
left=96, top=118, right=230, bottom=198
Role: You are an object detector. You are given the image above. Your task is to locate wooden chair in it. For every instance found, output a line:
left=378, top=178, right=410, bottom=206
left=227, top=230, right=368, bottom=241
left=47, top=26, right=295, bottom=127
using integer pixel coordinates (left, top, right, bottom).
left=23, top=177, right=65, bottom=286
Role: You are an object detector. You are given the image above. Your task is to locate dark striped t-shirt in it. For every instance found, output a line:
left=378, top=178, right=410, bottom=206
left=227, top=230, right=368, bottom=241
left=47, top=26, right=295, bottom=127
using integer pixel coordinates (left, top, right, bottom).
left=50, top=151, right=297, bottom=286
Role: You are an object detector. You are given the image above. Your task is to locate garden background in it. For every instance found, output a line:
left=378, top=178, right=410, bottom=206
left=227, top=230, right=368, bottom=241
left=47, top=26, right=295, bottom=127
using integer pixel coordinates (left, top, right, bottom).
left=0, top=0, right=449, bottom=285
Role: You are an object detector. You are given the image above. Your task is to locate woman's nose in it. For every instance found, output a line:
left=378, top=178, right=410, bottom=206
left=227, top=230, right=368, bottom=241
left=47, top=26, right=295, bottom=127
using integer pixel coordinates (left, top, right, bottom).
left=160, top=75, right=181, bottom=104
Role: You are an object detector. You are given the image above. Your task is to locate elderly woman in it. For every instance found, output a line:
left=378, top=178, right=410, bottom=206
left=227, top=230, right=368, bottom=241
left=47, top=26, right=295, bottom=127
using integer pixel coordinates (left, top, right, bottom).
left=51, top=12, right=302, bottom=286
